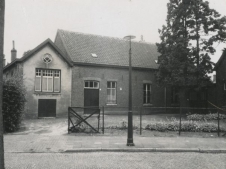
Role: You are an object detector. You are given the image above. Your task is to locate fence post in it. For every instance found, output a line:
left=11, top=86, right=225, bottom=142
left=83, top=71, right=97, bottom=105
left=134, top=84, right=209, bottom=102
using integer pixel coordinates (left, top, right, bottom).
left=140, top=107, right=142, bottom=135
left=179, top=107, right=182, bottom=136
left=68, top=107, right=70, bottom=134
left=98, top=108, right=100, bottom=132
left=218, top=111, right=220, bottom=137
left=102, top=106, right=105, bottom=134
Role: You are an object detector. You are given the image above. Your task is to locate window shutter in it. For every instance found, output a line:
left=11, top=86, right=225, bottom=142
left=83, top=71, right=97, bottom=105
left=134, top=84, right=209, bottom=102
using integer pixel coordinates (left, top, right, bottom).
left=42, top=76, right=48, bottom=92
left=35, top=76, right=41, bottom=91
left=54, top=77, right=60, bottom=92
left=48, top=77, right=53, bottom=92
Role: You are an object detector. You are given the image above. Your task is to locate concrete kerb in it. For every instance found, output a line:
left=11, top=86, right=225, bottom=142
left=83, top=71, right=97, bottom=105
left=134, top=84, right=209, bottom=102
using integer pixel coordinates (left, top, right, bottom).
left=6, top=148, right=226, bottom=154
left=64, top=148, right=226, bottom=153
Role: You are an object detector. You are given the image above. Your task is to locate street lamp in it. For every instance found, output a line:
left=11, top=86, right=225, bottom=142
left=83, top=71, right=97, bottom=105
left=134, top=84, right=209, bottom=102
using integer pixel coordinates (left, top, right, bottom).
left=124, top=35, right=136, bottom=146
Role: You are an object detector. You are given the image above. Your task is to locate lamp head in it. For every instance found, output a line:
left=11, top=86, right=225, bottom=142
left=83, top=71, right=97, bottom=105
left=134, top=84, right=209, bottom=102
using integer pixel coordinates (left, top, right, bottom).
left=123, top=35, right=136, bottom=41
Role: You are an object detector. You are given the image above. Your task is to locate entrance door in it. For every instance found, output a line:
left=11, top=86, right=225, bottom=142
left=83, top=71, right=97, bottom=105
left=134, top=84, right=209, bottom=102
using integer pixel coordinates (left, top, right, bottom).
left=38, top=99, right=56, bottom=117
left=84, top=89, right=99, bottom=114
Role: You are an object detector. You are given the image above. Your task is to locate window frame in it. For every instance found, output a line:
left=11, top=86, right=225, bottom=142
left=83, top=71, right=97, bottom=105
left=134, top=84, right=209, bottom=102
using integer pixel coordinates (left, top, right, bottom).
left=143, top=83, right=152, bottom=105
left=107, top=81, right=117, bottom=104
left=84, top=80, right=100, bottom=89
left=35, top=68, right=61, bottom=93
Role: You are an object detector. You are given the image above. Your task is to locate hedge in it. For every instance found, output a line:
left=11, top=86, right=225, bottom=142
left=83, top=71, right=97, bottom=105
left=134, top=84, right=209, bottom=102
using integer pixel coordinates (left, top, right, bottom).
left=187, top=113, right=226, bottom=121
left=3, top=77, right=26, bottom=132
left=145, top=120, right=225, bottom=132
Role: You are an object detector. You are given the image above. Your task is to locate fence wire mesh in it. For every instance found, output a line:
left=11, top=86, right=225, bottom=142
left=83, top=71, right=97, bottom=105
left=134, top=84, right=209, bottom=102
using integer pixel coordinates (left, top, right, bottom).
left=68, top=106, right=226, bottom=137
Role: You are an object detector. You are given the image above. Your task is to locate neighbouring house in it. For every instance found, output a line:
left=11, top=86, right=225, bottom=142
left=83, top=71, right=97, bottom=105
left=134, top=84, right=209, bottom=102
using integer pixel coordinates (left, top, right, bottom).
left=214, top=48, right=226, bottom=107
left=4, top=29, right=186, bottom=118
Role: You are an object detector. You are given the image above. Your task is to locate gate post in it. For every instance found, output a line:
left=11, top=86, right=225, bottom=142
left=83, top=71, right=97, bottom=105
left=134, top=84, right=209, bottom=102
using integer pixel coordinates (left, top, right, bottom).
left=140, top=107, right=142, bottom=135
left=102, top=106, right=105, bottom=134
left=218, top=111, right=220, bottom=137
left=179, top=107, right=182, bottom=136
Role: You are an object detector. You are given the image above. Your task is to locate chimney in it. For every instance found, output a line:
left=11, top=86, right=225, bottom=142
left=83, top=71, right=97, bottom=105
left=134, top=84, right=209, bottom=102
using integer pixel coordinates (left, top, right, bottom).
left=140, top=35, right=145, bottom=42
left=11, top=40, right=17, bottom=62
left=3, top=54, right=5, bottom=67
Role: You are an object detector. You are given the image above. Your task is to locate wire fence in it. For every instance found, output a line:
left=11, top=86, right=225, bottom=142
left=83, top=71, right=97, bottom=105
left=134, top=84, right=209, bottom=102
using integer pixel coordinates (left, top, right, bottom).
left=68, top=105, right=226, bottom=137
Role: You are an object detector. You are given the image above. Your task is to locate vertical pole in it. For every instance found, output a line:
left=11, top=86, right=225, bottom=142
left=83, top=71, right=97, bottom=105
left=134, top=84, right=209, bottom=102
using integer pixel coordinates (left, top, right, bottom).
left=140, top=107, right=142, bottom=135
left=179, top=107, right=182, bottom=136
left=0, top=1, right=5, bottom=168
left=165, top=87, right=167, bottom=114
left=102, top=106, right=104, bottom=134
left=68, top=107, right=70, bottom=133
left=97, top=108, right=100, bottom=132
left=218, top=111, right=220, bottom=137
left=127, top=38, right=134, bottom=146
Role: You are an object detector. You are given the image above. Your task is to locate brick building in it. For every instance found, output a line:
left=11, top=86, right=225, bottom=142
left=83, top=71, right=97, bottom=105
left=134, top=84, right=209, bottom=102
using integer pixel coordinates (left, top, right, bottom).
left=4, top=29, right=168, bottom=118
left=215, top=49, right=226, bottom=107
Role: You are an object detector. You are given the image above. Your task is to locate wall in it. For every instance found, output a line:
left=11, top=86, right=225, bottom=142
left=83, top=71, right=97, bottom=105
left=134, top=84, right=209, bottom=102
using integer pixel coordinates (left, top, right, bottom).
left=216, top=55, right=226, bottom=107
left=23, top=44, right=72, bottom=118
left=71, top=65, right=165, bottom=114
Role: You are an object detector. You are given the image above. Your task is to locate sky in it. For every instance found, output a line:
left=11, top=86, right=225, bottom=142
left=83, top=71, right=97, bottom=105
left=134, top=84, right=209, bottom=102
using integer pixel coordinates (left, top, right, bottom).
left=4, top=0, right=226, bottom=64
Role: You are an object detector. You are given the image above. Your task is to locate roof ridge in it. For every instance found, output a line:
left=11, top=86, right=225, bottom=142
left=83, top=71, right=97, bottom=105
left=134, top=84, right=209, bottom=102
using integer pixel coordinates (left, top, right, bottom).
left=57, top=29, right=156, bottom=45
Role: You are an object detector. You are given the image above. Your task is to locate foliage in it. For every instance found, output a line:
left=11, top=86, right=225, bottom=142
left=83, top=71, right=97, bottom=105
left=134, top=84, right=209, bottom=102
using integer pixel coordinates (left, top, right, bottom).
left=70, top=118, right=87, bottom=133
left=145, top=119, right=225, bottom=132
left=156, top=0, right=226, bottom=91
left=187, top=113, right=226, bottom=120
left=3, top=76, right=26, bottom=132
left=106, top=120, right=138, bottom=130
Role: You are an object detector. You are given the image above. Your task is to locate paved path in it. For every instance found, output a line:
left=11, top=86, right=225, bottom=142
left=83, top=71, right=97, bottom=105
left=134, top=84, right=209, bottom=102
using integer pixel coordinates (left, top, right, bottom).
left=4, top=134, right=226, bottom=153
left=5, top=152, right=226, bottom=169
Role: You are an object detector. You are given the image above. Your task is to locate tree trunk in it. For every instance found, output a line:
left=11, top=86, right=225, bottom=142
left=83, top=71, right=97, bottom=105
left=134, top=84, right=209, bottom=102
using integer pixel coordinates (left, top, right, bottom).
left=0, top=0, right=5, bottom=168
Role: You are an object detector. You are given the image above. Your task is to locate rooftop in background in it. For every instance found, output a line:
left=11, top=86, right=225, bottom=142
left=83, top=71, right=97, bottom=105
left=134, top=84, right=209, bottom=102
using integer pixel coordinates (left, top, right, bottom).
left=55, top=29, right=160, bottom=69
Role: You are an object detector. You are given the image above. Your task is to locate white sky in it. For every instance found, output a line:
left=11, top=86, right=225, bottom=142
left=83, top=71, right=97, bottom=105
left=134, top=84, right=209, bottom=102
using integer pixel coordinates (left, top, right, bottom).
left=4, top=0, right=226, bottom=64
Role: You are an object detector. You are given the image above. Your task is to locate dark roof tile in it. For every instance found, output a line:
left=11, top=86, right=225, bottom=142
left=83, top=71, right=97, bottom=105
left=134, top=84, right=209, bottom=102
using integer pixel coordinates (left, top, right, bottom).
left=56, top=29, right=160, bottom=69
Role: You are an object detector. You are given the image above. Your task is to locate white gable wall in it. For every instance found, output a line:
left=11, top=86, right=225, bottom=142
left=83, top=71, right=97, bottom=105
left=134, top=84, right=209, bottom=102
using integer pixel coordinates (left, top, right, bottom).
left=23, top=44, right=72, bottom=118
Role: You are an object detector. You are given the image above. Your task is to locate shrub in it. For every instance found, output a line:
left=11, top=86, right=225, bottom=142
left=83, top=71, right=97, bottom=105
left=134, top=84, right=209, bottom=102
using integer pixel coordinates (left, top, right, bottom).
left=145, top=120, right=225, bottom=132
left=106, top=120, right=138, bottom=130
left=187, top=113, right=226, bottom=121
left=3, top=76, right=26, bottom=132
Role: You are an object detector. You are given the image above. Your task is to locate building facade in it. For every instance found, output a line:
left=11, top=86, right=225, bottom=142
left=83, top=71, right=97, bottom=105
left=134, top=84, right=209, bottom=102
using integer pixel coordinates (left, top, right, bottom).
left=215, top=49, right=226, bottom=107
left=4, top=29, right=169, bottom=118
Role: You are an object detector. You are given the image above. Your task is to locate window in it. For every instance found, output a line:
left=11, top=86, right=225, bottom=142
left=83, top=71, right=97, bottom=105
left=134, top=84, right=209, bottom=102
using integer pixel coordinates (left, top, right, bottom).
left=35, top=69, right=61, bottom=92
left=143, top=84, right=152, bottom=104
left=171, top=87, right=179, bottom=104
left=107, top=81, right=117, bottom=104
left=84, top=81, right=99, bottom=89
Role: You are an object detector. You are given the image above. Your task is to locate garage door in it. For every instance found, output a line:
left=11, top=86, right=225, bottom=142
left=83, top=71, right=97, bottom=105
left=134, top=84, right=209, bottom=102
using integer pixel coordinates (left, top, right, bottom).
left=38, top=99, right=56, bottom=117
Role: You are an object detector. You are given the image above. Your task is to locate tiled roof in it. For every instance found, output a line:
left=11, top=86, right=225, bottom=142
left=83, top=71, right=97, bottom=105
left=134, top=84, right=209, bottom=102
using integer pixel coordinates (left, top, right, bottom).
left=55, top=29, right=160, bottom=69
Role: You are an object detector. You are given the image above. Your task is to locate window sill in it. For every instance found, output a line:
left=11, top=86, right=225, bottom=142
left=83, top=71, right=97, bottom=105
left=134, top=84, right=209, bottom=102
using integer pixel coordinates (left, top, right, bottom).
left=34, top=92, right=61, bottom=95
left=106, top=103, right=117, bottom=106
left=143, top=104, right=153, bottom=107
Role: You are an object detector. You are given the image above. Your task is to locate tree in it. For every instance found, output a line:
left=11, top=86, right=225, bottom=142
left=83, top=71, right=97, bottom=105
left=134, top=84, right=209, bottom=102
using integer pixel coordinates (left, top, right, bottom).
left=156, top=0, right=226, bottom=105
left=0, top=0, right=5, bottom=168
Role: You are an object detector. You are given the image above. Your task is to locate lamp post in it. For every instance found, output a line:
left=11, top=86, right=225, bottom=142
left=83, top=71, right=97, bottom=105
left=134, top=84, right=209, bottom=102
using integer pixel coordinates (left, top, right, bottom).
left=124, top=35, right=136, bottom=146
